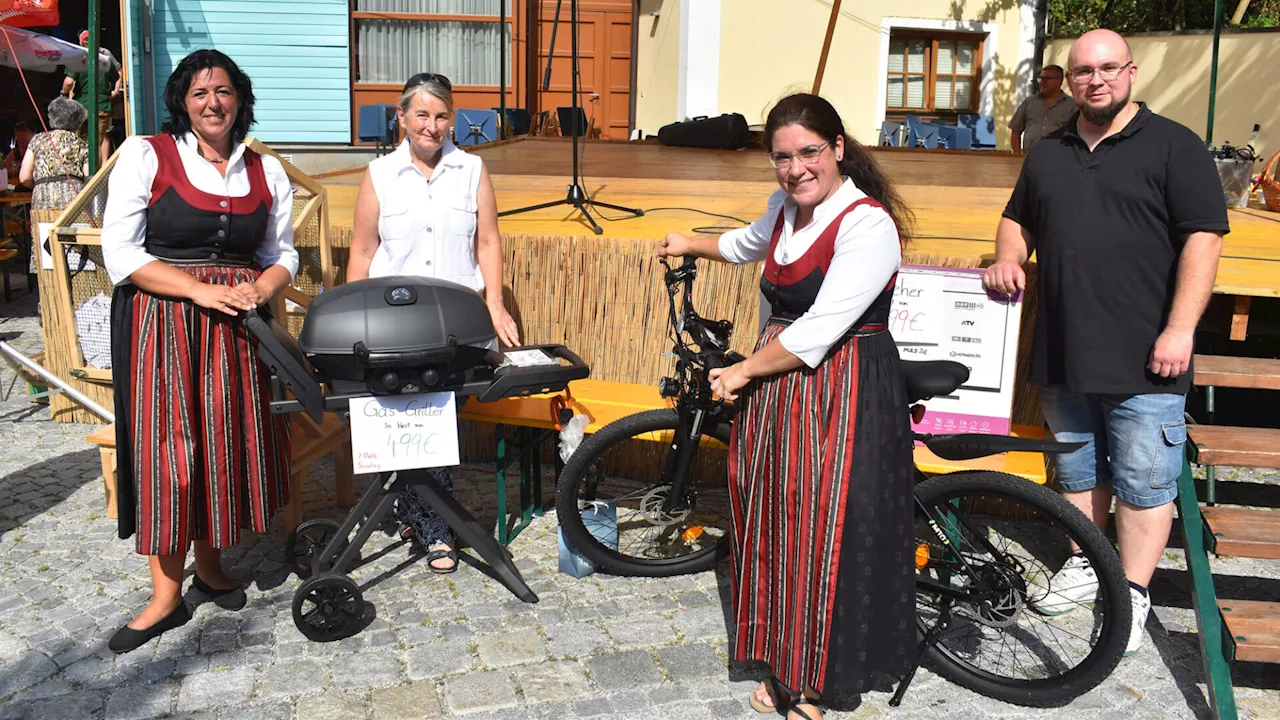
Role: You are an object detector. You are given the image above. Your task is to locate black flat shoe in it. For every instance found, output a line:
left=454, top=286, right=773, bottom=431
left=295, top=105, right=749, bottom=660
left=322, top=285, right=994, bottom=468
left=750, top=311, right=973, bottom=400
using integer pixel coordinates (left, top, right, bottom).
left=108, top=602, right=191, bottom=654
left=192, top=574, right=248, bottom=610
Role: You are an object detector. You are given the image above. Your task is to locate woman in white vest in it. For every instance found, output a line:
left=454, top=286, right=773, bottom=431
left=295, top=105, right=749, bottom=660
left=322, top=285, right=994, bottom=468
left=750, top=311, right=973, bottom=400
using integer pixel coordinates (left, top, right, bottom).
left=347, top=72, right=519, bottom=573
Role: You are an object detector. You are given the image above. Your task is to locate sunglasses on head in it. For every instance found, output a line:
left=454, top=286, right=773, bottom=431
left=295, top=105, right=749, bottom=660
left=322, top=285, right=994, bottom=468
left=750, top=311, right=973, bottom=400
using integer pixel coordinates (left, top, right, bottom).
left=403, top=73, right=452, bottom=94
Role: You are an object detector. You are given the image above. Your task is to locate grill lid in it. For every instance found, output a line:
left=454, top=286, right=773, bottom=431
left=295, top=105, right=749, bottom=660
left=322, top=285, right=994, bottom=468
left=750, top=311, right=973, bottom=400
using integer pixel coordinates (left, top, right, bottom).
left=299, top=276, right=497, bottom=357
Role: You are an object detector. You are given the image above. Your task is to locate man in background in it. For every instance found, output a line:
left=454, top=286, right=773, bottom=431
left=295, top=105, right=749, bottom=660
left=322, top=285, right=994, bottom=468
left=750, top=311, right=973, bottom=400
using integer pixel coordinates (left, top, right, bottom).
left=62, top=29, right=122, bottom=168
left=3, top=121, right=34, bottom=189
left=1008, top=64, right=1075, bottom=154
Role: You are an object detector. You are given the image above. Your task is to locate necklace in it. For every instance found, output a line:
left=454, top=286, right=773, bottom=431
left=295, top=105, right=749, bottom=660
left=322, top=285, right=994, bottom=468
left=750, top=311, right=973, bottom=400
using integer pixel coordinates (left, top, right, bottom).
left=197, top=146, right=227, bottom=165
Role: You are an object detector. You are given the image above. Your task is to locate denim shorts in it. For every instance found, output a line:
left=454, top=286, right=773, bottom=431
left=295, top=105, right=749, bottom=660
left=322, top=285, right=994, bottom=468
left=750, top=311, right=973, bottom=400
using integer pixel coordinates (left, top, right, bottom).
left=1039, top=388, right=1188, bottom=508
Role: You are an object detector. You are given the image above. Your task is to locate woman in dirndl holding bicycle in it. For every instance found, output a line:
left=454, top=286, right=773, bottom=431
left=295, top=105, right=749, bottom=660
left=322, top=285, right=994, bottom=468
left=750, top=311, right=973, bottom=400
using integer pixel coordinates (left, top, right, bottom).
left=659, top=93, right=915, bottom=718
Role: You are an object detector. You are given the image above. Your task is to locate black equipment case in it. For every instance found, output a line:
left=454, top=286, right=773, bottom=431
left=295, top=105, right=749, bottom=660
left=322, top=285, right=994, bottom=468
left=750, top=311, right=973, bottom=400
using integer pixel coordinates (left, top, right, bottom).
left=657, top=113, right=750, bottom=150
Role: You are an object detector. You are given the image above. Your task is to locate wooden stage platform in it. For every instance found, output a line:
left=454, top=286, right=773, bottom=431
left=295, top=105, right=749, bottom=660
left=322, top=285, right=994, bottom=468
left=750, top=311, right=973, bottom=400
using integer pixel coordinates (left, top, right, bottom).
left=319, top=137, right=1280, bottom=347
left=321, top=138, right=1279, bottom=299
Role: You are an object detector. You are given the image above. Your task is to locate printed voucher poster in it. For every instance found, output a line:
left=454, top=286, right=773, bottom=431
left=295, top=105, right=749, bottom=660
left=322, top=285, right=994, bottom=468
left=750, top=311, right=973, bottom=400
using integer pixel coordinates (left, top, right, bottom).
left=890, top=265, right=1023, bottom=437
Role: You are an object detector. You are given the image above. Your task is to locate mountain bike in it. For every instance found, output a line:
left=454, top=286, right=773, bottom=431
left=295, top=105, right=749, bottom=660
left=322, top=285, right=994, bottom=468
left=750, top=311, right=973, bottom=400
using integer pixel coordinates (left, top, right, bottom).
left=554, top=257, right=1131, bottom=706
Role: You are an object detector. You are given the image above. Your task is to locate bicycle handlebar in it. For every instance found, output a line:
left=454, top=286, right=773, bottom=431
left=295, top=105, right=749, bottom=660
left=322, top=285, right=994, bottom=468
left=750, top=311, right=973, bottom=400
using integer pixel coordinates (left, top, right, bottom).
left=660, top=257, right=733, bottom=369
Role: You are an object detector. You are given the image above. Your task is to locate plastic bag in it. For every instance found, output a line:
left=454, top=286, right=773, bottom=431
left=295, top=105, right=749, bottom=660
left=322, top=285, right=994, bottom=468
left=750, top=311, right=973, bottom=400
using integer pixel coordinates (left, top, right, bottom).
left=558, top=413, right=590, bottom=463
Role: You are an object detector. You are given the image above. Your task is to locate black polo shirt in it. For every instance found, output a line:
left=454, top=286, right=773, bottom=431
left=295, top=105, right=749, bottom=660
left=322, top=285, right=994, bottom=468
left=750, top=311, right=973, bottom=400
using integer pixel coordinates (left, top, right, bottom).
left=1003, top=103, right=1230, bottom=395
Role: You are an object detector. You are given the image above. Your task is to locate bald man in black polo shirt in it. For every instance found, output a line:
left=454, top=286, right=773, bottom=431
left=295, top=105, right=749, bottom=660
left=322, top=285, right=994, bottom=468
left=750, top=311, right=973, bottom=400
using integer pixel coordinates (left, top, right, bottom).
left=983, top=29, right=1227, bottom=658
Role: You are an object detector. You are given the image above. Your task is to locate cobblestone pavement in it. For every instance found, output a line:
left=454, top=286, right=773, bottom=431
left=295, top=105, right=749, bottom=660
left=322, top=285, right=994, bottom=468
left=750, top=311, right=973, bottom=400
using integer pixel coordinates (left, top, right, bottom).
left=2, top=292, right=1279, bottom=720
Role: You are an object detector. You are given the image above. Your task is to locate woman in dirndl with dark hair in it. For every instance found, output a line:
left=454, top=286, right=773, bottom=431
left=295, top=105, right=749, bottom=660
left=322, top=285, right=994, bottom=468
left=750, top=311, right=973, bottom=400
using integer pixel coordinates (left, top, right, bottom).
left=659, top=93, right=915, bottom=718
left=101, top=49, right=297, bottom=654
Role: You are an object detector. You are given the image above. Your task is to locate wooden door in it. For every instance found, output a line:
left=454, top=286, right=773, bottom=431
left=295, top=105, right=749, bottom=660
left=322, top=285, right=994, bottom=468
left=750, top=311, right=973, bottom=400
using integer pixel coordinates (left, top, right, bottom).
left=534, top=1, right=632, bottom=139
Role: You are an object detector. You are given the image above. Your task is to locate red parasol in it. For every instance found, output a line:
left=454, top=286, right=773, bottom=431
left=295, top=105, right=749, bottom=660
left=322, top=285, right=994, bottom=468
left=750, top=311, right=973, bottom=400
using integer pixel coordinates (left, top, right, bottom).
left=0, top=0, right=59, bottom=29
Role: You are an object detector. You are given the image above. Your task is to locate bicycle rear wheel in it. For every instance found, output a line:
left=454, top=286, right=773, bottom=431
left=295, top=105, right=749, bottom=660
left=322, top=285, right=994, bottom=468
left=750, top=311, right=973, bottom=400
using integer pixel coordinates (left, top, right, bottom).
left=914, top=471, right=1130, bottom=707
left=554, top=408, right=732, bottom=577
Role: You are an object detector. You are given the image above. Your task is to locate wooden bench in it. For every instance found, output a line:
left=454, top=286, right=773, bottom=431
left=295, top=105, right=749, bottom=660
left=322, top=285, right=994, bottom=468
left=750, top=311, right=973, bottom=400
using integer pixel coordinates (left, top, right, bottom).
left=1218, top=600, right=1280, bottom=664
left=458, top=379, right=1052, bottom=544
left=86, top=415, right=354, bottom=534
left=1188, top=425, right=1280, bottom=469
left=1201, top=506, right=1280, bottom=560
left=284, top=414, right=355, bottom=534
left=1195, top=354, right=1280, bottom=391
left=1180, top=353, right=1280, bottom=708
left=458, top=379, right=667, bottom=544
left=1189, top=353, right=1280, bottom=505
left=84, top=425, right=119, bottom=519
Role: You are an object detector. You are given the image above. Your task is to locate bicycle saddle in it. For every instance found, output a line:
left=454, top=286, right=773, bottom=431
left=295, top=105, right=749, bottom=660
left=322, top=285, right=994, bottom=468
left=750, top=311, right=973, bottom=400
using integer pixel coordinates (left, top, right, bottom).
left=902, top=360, right=970, bottom=403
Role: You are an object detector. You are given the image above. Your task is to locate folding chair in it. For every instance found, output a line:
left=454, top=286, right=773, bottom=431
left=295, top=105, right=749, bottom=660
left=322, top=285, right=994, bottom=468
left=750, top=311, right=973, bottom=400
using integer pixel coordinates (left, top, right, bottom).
left=556, top=107, right=588, bottom=138
left=906, top=119, right=941, bottom=149
left=879, top=120, right=904, bottom=147
left=357, top=104, right=397, bottom=155
left=958, top=114, right=997, bottom=149
left=936, top=125, right=973, bottom=150
left=493, top=108, right=533, bottom=137
left=454, top=109, right=499, bottom=147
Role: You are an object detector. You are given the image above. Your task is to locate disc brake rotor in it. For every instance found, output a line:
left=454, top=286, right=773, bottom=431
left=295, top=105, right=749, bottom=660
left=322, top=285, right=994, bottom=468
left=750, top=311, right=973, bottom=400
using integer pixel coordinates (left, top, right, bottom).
left=954, top=560, right=1028, bottom=629
left=638, top=485, right=692, bottom=525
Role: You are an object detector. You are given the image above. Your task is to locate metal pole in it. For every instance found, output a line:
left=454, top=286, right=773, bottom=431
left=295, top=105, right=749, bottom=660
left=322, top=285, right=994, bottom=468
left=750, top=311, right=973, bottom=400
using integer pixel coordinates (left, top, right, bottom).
left=499, top=0, right=507, bottom=139
left=1207, top=0, right=1223, bottom=145
left=0, top=342, right=115, bottom=422
left=88, top=0, right=101, bottom=176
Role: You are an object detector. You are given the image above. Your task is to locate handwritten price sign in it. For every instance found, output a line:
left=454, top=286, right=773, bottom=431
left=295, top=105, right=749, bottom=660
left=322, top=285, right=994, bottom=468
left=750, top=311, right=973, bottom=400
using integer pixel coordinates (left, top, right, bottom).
left=348, top=392, right=460, bottom=473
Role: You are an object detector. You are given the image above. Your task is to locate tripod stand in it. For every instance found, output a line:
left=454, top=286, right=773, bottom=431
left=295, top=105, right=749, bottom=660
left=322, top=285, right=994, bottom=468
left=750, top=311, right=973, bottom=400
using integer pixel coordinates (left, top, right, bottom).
left=498, top=0, right=642, bottom=234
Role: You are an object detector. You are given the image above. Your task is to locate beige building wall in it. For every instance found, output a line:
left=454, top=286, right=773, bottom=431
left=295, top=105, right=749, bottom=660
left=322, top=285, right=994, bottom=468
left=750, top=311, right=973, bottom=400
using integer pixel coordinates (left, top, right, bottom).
left=715, top=0, right=1034, bottom=149
left=634, top=0, right=682, bottom=137
left=632, top=0, right=1036, bottom=149
left=1045, top=31, right=1280, bottom=158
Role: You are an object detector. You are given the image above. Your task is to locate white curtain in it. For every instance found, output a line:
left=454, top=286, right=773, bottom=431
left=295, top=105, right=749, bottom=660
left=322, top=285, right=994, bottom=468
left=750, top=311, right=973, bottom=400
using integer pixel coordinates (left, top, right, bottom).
left=357, top=19, right=512, bottom=85
left=357, top=0, right=501, bottom=12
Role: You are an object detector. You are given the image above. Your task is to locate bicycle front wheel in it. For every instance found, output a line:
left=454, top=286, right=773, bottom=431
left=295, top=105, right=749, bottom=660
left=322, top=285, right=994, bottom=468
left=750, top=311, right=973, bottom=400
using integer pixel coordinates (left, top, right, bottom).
left=554, top=408, right=733, bottom=577
left=914, top=471, right=1131, bottom=707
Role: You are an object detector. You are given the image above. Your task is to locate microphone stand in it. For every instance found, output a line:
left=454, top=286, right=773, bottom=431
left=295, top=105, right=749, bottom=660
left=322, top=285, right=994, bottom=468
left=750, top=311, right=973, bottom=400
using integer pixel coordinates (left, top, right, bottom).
left=498, top=0, right=642, bottom=234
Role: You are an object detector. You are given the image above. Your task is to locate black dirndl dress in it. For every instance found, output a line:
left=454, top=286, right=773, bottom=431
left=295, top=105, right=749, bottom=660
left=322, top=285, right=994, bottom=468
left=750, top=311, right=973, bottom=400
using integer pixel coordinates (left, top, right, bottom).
left=728, top=196, right=916, bottom=704
left=110, top=133, right=291, bottom=556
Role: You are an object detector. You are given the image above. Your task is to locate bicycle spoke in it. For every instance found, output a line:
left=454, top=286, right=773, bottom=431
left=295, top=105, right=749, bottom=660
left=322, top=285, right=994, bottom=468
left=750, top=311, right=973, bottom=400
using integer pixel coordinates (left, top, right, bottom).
left=916, top=485, right=1120, bottom=687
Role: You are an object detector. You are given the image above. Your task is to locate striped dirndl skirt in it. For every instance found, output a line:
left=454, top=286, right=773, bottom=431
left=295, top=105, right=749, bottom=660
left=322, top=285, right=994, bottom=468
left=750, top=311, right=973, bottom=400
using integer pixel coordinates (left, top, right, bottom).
left=728, top=319, right=916, bottom=702
left=111, top=261, right=291, bottom=556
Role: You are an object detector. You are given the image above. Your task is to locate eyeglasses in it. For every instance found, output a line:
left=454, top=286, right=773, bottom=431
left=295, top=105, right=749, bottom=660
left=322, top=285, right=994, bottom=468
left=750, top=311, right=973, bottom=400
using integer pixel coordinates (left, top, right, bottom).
left=1038, top=74, right=1063, bottom=82
left=402, top=72, right=453, bottom=94
left=1068, top=61, right=1132, bottom=83
left=767, top=141, right=830, bottom=169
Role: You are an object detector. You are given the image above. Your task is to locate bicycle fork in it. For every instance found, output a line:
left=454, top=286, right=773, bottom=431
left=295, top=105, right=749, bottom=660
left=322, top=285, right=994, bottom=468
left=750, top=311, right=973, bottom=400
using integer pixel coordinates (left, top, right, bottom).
left=660, top=404, right=706, bottom=514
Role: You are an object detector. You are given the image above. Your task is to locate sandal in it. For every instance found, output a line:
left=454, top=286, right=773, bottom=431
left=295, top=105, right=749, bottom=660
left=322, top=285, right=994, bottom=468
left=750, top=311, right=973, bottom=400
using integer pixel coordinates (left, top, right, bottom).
left=425, top=546, right=458, bottom=574
left=787, top=697, right=822, bottom=720
left=749, top=677, right=788, bottom=713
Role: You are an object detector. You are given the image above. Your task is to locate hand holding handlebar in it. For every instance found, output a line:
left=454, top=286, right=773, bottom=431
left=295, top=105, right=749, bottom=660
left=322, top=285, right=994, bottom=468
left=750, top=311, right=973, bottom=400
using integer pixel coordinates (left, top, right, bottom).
left=659, top=232, right=695, bottom=258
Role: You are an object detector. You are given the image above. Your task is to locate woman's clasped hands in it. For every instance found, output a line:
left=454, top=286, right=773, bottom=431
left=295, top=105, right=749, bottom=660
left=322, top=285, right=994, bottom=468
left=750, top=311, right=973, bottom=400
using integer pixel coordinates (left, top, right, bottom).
left=189, top=281, right=270, bottom=317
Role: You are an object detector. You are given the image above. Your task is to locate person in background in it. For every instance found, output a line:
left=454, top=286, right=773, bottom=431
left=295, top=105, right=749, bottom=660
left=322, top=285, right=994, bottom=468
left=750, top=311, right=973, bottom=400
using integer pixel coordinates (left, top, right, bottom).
left=983, top=29, right=1227, bottom=657
left=1008, top=64, right=1076, bottom=154
left=19, top=99, right=89, bottom=210
left=63, top=29, right=122, bottom=168
left=101, top=49, right=297, bottom=654
left=4, top=121, right=35, bottom=189
left=660, top=93, right=915, bottom=719
left=346, top=72, right=519, bottom=574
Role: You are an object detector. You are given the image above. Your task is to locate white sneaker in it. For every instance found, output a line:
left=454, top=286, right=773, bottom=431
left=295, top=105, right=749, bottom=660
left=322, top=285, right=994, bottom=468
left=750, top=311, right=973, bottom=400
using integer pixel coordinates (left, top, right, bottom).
left=1125, top=586, right=1151, bottom=657
left=1030, top=555, right=1099, bottom=616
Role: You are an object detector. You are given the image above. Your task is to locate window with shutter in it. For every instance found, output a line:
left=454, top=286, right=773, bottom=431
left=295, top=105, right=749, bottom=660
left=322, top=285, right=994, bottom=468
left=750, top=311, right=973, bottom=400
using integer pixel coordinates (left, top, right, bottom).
left=885, top=31, right=983, bottom=120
